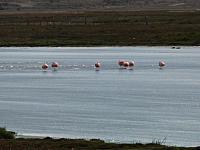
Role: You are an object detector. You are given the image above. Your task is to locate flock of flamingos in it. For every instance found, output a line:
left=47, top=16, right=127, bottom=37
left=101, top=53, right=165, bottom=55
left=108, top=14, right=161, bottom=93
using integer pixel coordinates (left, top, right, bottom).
left=42, top=60, right=166, bottom=71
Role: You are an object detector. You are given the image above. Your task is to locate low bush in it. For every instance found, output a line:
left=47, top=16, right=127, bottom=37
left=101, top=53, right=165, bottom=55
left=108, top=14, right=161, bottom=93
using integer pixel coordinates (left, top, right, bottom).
left=0, top=127, right=16, bottom=139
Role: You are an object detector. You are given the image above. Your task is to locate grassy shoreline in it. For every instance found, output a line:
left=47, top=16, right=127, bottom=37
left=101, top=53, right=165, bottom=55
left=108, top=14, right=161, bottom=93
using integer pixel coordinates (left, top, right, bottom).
left=0, top=10, right=199, bottom=47
left=0, top=138, right=199, bottom=150
left=0, top=128, right=199, bottom=149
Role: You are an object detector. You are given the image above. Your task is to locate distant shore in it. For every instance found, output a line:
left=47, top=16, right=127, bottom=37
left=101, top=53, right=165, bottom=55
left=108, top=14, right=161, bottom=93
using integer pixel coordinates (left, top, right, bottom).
left=1, top=128, right=199, bottom=149
left=0, top=10, right=199, bottom=47
left=1, top=132, right=200, bottom=150
left=0, top=138, right=199, bottom=150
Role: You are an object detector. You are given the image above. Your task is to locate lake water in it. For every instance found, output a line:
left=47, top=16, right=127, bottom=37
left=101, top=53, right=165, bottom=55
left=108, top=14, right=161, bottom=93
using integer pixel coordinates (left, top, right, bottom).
left=0, top=47, right=200, bottom=146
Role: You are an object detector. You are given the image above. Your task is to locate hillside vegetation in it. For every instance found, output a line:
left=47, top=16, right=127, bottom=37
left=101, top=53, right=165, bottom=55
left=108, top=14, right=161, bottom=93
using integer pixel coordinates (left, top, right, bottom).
left=0, top=11, right=199, bottom=46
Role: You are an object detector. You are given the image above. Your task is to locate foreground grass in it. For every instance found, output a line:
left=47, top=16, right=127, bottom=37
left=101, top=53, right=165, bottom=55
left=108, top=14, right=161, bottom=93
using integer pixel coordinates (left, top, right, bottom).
left=0, top=138, right=199, bottom=150
left=0, top=10, right=199, bottom=46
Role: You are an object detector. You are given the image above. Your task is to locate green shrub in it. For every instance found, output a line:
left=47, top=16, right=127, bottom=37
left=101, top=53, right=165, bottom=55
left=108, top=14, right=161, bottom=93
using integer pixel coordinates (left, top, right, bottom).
left=0, top=127, right=16, bottom=139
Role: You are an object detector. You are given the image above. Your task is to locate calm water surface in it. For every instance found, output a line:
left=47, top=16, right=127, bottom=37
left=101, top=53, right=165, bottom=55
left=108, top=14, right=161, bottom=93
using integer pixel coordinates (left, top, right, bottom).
left=0, top=47, right=200, bottom=146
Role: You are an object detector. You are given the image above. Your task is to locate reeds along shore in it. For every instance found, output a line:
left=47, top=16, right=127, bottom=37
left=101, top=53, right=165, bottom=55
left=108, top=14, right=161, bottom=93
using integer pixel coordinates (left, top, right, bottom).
left=0, top=10, right=199, bottom=46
